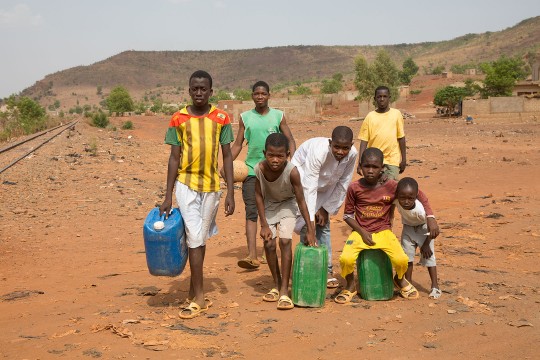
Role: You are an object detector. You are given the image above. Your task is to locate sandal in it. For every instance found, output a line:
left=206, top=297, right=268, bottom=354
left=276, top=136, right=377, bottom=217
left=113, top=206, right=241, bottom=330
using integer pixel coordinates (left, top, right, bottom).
left=277, top=295, right=294, bottom=310
left=263, top=288, right=280, bottom=302
left=327, top=278, right=339, bottom=289
left=183, top=297, right=213, bottom=308
left=237, top=257, right=260, bottom=270
left=394, top=277, right=419, bottom=299
left=179, top=301, right=209, bottom=319
left=334, top=289, right=357, bottom=304
left=429, top=288, right=442, bottom=299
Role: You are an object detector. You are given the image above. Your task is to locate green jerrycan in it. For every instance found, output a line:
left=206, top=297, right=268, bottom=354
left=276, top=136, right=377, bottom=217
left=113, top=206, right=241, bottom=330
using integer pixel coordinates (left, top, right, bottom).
left=357, top=249, right=394, bottom=301
left=292, top=243, right=328, bottom=307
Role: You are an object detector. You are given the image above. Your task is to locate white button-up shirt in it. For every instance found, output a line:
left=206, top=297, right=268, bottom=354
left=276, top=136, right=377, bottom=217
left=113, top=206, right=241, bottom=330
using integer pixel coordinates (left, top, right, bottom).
left=291, top=137, right=358, bottom=222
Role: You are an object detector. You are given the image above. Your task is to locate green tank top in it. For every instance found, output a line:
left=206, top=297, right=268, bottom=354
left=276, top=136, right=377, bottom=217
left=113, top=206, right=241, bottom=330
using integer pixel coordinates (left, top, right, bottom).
left=242, top=108, right=283, bottom=176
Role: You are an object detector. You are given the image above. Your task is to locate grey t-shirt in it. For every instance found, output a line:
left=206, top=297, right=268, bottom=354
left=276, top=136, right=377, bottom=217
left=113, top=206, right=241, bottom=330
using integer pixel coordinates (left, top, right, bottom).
left=254, top=161, right=299, bottom=224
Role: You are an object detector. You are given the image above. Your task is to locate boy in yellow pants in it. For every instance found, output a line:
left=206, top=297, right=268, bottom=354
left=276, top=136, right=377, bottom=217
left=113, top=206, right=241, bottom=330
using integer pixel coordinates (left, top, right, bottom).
left=335, top=148, right=438, bottom=303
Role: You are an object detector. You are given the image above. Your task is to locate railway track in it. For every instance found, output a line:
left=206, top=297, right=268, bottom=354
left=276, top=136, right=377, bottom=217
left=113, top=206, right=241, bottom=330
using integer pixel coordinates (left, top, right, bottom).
left=0, top=120, right=79, bottom=174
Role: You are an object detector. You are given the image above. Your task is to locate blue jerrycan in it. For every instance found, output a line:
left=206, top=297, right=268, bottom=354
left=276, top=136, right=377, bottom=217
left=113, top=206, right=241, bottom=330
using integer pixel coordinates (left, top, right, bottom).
left=143, top=207, right=188, bottom=276
left=292, top=243, right=328, bottom=307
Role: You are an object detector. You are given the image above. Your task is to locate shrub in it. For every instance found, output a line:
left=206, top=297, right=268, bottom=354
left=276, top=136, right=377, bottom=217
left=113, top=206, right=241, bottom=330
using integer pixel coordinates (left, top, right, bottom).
left=92, top=111, right=109, bottom=128
left=121, top=121, right=133, bottom=130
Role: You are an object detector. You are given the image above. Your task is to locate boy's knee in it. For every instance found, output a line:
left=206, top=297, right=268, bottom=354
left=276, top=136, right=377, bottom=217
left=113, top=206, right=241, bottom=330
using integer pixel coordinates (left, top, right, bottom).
left=394, top=253, right=409, bottom=268
left=264, top=239, right=276, bottom=252
left=279, top=238, right=291, bottom=248
left=339, top=253, right=357, bottom=267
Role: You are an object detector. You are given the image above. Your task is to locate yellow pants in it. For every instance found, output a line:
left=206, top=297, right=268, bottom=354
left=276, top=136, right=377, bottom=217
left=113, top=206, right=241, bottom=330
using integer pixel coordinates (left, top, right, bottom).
left=339, top=230, right=409, bottom=279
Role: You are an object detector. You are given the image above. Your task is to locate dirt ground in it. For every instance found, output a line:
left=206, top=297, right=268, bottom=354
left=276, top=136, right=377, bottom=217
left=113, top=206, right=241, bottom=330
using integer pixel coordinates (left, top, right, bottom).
left=1, top=105, right=539, bottom=359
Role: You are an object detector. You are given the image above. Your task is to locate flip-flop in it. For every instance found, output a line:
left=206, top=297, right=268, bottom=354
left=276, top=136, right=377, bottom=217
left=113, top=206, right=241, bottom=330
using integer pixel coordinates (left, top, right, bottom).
left=327, top=278, right=339, bottom=289
left=237, top=257, right=260, bottom=270
left=396, top=278, right=419, bottom=299
left=334, top=289, right=357, bottom=304
left=277, top=295, right=294, bottom=310
left=263, top=288, right=280, bottom=302
left=429, top=288, right=442, bottom=299
left=183, top=297, right=213, bottom=308
left=178, top=301, right=209, bottom=319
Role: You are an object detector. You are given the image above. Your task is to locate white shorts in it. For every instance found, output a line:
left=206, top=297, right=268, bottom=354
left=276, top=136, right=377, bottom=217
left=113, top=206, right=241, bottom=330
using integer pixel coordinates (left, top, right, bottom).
left=401, top=223, right=436, bottom=267
left=268, top=216, right=296, bottom=239
left=175, top=181, right=221, bottom=248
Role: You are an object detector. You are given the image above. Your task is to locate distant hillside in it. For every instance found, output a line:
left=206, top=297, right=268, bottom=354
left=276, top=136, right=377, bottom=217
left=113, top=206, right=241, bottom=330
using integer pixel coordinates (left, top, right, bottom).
left=23, top=16, right=540, bottom=99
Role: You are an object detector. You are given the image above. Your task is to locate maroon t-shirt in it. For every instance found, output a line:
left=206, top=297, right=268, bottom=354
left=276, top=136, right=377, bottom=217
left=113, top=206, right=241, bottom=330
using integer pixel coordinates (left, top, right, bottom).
left=344, top=179, right=433, bottom=233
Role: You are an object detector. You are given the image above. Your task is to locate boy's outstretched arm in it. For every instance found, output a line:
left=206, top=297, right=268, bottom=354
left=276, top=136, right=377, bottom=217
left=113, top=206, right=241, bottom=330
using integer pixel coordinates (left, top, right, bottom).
left=254, top=177, right=272, bottom=241
left=159, top=145, right=181, bottom=218
left=279, top=115, right=296, bottom=158
left=398, top=137, right=407, bottom=174
left=290, top=167, right=316, bottom=246
left=357, top=140, right=368, bottom=175
left=221, top=143, right=235, bottom=216
left=417, top=189, right=440, bottom=239
left=229, top=118, right=245, bottom=161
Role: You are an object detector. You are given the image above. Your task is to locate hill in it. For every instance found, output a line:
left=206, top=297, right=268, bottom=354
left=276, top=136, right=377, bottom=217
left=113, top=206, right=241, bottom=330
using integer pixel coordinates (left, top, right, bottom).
left=22, top=16, right=540, bottom=102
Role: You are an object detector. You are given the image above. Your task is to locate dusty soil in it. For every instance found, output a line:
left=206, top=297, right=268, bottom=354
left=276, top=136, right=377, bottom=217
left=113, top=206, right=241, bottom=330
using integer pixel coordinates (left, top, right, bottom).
left=1, top=105, right=539, bottom=359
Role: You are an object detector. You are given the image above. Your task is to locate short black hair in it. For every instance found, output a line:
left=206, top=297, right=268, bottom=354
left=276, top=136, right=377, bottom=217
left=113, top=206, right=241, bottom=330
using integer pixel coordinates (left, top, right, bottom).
left=397, top=177, right=419, bottom=195
left=252, top=81, right=270, bottom=93
left=361, top=147, right=383, bottom=165
left=190, top=70, right=213, bottom=88
left=374, top=86, right=390, bottom=96
left=265, top=133, right=289, bottom=151
left=331, top=126, right=353, bottom=142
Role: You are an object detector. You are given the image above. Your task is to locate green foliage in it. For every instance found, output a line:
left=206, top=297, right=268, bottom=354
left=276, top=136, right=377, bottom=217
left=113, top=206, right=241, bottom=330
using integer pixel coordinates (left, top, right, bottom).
left=480, top=55, right=527, bottom=97
left=433, top=86, right=469, bottom=115
left=106, top=86, right=134, bottom=114
left=291, top=85, right=312, bottom=95
left=59, top=110, right=65, bottom=118
left=431, top=65, right=445, bottom=75
left=54, top=100, right=60, bottom=109
left=150, top=98, right=163, bottom=113
left=410, top=89, right=422, bottom=95
left=162, top=104, right=179, bottom=115
left=354, top=50, right=400, bottom=102
left=121, top=121, right=133, bottom=130
left=399, top=57, right=419, bottom=85
left=96, top=85, right=102, bottom=95
left=233, top=88, right=251, bottom=101
left=320, top=73, right=344, bottom=94
left=450, top=63, right=479, bottom=74
left=210, top=90, right=232, bottom=103
left=92, top=111, right=109, bottom=128
left=0, top=96, right=48, bottom=139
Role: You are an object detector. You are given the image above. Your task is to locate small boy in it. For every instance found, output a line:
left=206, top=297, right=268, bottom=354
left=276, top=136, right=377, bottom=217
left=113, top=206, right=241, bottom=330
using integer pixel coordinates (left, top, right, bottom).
left=357, top=86, right=406, bottom=180
left=254, top=133, right=315, bottom=310
left=228, top=81, right=296, bottom=270
left=396, top=177, right=441, bottom=299
left=336, top=148, right=437, bottom=303
left=160, top=70, right=235, bottom=319
left=292, top=126, right=358, bottom=288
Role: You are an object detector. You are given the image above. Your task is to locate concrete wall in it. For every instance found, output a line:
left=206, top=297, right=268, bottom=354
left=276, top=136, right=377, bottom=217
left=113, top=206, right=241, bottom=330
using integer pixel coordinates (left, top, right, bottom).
left=226, top=98, right=318, bottom=123
left=463, top=97, right=540, bottom=115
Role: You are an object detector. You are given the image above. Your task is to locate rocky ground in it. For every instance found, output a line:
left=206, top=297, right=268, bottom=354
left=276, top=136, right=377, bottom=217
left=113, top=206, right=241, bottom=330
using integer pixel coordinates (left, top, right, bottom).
left=0, top=107, right=539, bottom=359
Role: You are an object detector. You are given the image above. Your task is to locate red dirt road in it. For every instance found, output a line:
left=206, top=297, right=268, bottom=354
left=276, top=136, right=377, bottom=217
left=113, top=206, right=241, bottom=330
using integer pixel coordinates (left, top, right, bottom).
left=1, top=110, right=539, bottom=359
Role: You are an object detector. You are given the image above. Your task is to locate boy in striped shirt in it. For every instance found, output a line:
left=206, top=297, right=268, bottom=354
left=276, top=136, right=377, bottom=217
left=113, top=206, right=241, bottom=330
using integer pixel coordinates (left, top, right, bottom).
left=160, top=70, right=235, bottom=319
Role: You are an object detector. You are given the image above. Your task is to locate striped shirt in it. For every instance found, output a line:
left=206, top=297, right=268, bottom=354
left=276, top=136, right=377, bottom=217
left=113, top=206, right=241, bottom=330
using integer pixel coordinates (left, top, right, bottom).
left=165, top=105, right=234, bottom=192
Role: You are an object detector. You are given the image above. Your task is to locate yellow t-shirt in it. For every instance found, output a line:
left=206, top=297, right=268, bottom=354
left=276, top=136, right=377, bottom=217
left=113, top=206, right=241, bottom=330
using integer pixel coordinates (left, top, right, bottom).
left=358, top=108, right=405, bottom=166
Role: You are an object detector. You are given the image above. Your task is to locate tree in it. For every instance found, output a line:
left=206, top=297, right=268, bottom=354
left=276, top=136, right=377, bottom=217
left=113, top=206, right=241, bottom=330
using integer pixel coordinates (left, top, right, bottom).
left=433, top=86, right=469, bottom=116
left=354, top=55, right=375, bottom=101
left=354, top=50, right=400, bottom=102
left=399, top=57, right=419, bottom=85
left=106, top=86, right=134, bottom=115
left=480, top=56, right=526, bottom=97
left=233, top=88, right=251, bottom=101
left=320, top=73, right=343, bottom=94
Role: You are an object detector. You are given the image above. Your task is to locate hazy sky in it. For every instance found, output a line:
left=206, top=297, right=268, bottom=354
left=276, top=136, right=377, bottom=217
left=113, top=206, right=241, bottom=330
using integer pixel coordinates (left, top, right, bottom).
left=1, top=0, right=539, bottom=98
